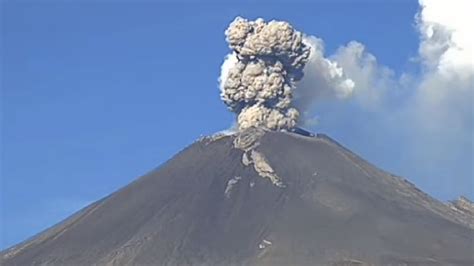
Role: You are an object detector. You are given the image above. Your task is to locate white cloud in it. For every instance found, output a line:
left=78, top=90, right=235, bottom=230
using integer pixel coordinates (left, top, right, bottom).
left=294, top=36, right=354, bottom=121
left=331, top=41, right=398, bottom=109
left=300, top=0, right=473, bottom=198
left=417, top=0, right=473, bottom=73
left=412, top=0, right=473, bottom=150
left=219, top=52, right=239, bottom=93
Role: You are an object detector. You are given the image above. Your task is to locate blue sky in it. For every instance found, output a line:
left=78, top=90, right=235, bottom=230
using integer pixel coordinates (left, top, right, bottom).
left=2, top=1, right=472, bottom=249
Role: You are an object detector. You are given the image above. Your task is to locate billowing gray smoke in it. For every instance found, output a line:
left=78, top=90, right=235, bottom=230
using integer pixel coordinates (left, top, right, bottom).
left=220, top=17, right=311, bottom=131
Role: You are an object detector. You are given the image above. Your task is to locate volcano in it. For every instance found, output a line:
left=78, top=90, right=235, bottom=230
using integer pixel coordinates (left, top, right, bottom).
left=2, top=129, right=473, bottom=265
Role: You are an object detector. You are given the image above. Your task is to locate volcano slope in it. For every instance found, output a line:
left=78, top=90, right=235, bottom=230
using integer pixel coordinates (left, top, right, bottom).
left=2, top=129, right=473, bottom=266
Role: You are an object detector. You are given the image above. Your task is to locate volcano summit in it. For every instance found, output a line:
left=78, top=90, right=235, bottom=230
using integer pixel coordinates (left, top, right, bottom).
left=1, top=128, right=473, bottom=265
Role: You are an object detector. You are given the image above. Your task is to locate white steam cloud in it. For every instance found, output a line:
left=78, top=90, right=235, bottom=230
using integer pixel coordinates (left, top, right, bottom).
left=325, top=0, right=473, bottom=146
left=295, top=37, right=355, bottom=115
left=291, top=0, right=472, bottom=199
left=414, top=0, right=473, bottom=132
left=417, top=0, right=473, bottom=72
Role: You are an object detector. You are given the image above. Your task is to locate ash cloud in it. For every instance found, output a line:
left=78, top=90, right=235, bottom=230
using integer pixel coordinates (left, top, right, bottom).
left=219, top=17, right=356, bottom=131
left=219, top=17, right=310, bottom=131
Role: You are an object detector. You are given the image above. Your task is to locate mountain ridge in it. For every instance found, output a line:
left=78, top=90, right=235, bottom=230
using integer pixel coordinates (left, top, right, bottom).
left=2, top=129, right=473, bottom=265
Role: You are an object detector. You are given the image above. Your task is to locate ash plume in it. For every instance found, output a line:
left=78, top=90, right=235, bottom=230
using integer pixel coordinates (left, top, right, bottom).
left=219, top=17, right=311, bottom=131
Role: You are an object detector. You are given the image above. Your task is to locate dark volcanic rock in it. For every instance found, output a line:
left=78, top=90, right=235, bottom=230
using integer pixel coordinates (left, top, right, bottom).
left=2, top=130, right=473, bottom=265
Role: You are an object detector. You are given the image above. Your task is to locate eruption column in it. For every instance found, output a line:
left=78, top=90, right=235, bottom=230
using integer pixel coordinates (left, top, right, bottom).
left=220, top=17, right=311, bottom=131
